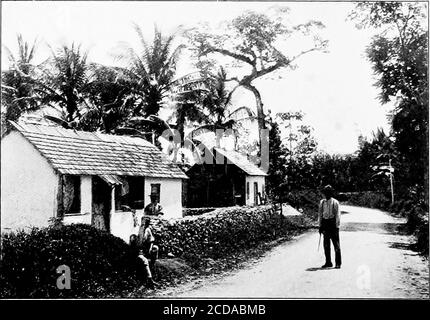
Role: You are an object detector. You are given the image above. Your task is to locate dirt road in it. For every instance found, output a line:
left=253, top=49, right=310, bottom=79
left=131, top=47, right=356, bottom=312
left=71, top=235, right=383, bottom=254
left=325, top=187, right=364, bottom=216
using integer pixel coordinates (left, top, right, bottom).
left=157, top=205, right=429, bottom=298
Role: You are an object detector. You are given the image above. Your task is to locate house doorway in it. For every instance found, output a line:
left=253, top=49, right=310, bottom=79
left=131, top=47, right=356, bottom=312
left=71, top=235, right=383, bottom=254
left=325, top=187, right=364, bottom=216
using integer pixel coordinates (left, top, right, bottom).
left=254, top=182, right=258, bottom=205
left=92, top=177, right=111, bottom=232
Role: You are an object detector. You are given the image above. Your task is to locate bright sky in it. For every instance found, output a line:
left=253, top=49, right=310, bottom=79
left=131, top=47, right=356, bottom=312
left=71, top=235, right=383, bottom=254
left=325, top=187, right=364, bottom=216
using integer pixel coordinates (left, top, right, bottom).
left=1, top=1, right=394, bottom=154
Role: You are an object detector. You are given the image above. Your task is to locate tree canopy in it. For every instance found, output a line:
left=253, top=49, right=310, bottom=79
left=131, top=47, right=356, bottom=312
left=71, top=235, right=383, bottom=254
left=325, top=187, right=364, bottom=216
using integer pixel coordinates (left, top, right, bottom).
left=185, top=7, right=328, bottom=155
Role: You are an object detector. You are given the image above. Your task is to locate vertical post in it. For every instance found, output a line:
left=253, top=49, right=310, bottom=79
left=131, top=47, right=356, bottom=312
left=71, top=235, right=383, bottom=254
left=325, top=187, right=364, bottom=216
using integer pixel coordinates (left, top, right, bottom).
left=80, top=176, right=92, bottom=216
left=108, top=186, right=115, bottom=233
left=389, top=158, right=394, bottom=205
left=111, top=186, right=115, bottom=216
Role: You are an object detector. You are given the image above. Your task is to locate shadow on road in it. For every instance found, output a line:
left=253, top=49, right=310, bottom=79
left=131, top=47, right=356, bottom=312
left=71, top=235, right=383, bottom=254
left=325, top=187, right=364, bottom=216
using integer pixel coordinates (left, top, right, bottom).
left=305, top=267, right=337, bottom=272
left=388, top=241, right=414, bottom=251
left=341, top=222, right=407, bottom=235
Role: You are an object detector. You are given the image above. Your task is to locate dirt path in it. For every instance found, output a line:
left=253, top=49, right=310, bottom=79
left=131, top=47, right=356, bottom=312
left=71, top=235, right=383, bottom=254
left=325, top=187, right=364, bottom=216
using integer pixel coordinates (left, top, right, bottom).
left=155, top=205, right=429, bottom=298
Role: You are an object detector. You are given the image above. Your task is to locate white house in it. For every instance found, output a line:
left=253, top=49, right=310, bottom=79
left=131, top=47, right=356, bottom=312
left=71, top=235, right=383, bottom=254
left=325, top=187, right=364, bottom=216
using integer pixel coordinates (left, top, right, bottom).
left=1, top=121, right=188, bottom=241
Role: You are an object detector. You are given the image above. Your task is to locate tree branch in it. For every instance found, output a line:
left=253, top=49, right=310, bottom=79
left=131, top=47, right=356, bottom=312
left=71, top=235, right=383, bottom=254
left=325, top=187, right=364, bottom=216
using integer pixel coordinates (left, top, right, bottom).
left=203, top=47, right=254, bottom=66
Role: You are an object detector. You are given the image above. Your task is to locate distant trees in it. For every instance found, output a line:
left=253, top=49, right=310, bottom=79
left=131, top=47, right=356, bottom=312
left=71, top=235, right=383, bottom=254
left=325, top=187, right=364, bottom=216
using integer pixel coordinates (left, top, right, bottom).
left=350, top=2, right=428, bottom=200
left=266, top=116, right=288, bottom=201
left=266, top=111, right=397, bottom=199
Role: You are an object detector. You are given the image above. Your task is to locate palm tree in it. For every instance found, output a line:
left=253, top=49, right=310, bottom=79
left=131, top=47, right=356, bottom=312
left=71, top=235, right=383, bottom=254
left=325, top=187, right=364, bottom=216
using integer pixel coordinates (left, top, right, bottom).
left=114, top=24, right=184, bottom=138
left=38, top=43, right=91, bottom=123
left=79, top=64, right=134, bottom=133
left=1, top=34, right=41, bottom=130
left=174, top=66, right=257, bottom=151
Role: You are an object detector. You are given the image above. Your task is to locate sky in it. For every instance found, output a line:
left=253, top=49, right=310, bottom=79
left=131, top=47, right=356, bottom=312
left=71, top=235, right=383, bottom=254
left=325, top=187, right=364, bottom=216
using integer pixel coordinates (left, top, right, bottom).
left=1, top=1, right=394, bottom=154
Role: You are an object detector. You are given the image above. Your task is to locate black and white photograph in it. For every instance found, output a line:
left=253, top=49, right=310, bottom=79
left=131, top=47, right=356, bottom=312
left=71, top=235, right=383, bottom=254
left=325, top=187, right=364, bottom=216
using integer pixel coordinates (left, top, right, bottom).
left=0, top=0, right=428, bottom=303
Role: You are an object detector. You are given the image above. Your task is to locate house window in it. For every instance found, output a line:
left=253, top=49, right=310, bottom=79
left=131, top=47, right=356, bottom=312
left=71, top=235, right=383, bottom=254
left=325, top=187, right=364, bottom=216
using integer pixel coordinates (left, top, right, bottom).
left=150, top=183, right=161, bottom=203
left=254, top=182, right=258, bottom=204
left=246, top=182, right=250, bottom=199
left=115, top=177, right=146, bottom=210
left=63, top=175, right=81, bottom=214
left=128, top=177, right=146, bottom=209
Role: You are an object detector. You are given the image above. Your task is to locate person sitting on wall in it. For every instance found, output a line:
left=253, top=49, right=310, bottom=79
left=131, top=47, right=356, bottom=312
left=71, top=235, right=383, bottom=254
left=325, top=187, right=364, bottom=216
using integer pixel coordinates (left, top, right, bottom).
left=137, top=216, right=159, bottom=284
left=144, top=193, right=164, bottom=216
left=129, top=233, right=156, bottom=289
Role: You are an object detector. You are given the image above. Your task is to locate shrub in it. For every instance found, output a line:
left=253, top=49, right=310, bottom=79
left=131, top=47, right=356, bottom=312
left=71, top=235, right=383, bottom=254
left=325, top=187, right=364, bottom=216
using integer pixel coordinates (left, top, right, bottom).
left=346, top=191, right=391, bottom=210
left=151, top=206, right=308, bottom=260
left=284, top=189, right=320, bottom=221
left=183, top=208, right=216, bottom=217
left=0, top=224, right=139, bottom=298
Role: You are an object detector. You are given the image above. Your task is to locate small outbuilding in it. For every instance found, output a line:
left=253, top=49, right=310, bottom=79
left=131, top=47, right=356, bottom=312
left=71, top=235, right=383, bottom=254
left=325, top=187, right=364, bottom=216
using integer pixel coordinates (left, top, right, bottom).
left=1, top=121, right=188, bottom=241
left=186, top=147, right=267, bottom=207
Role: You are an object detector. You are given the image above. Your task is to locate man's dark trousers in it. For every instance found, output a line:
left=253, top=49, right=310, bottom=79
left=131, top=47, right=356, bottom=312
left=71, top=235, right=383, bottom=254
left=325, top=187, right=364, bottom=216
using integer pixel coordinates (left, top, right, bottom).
left=322, top=218, right=341, bottom=266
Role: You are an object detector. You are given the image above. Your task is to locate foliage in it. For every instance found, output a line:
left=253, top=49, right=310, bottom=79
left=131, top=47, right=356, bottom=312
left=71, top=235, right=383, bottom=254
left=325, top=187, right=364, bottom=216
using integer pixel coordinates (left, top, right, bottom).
left=350, top=2, right=428, bottom=201
left=114, top=24, right=184, bottom=141
left=283, top=189, right=321, bottom=221
left=0, top=224, right=138, bottom=298
left=38, top=43, right=91, bottom=123
left=1, top=35, right=41, bottom=132
left=186, top=7, right=328, bottom=150
left=183, top=207, right=216, bottom=217
left=346, top=191, right=392, bottom=210
left=79, top=64, right=135, bottom=133
left=173, top=65, right=258, bottom=156
left=266, top=116, right=288, bottom=201
left=151, top=206, right=310, bottom=260
left=174, top=66, right=234, bottom=142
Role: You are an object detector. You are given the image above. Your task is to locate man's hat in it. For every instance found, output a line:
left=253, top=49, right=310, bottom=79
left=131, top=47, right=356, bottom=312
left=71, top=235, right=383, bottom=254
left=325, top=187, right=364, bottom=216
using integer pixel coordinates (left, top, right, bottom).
left=322, top=185, right=334, bottom=193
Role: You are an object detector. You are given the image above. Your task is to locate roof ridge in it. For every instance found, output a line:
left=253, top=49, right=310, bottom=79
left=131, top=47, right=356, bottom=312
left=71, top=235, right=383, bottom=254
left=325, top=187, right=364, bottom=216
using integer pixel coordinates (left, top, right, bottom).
left=20, top=129, right=153, bottom=148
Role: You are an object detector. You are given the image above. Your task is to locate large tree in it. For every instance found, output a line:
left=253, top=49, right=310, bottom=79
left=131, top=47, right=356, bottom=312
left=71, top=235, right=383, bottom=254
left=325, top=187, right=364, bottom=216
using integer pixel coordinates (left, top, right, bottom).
left=350, top=2, right=428, bottom=199
left=186, top=8, right=328, bottom=153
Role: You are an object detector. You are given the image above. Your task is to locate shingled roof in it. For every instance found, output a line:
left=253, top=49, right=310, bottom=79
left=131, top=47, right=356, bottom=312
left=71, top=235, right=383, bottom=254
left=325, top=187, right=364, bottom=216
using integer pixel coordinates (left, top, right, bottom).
left=214, top=148, right=267, bottom=176
left=10, top=121, right=188, bottom=179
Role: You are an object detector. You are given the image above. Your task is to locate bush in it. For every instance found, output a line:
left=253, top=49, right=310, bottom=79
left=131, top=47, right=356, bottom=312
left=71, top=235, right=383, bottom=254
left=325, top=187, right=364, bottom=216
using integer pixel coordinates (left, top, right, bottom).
left=346, top=191, right=391, bottom=210
left=151, top=206, right=308, bottom=260
left=183, top=208, right=216, bottom=217
left=0, top=224, right=139, bottom=298
left=284, top=189, right=321, bottom=221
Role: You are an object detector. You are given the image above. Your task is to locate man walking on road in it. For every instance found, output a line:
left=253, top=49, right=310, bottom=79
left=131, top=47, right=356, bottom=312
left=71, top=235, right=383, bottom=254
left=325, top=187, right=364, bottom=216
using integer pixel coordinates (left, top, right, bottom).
left=318, top=185, right=341, bottom=269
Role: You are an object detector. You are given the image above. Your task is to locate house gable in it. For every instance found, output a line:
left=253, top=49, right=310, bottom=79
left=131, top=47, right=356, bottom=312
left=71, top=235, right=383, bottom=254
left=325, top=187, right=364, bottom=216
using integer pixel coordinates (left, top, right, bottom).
left=1, top=131, right=58, bottom=231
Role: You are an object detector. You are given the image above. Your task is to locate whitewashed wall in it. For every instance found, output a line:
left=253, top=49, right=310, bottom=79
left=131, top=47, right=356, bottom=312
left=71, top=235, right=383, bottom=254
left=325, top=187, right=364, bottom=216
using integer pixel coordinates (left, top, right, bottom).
left=110, top=210, right=142, bottom=243
left=110, top=177, right=183, bottom=242
left=245, top=176, right=266, bottom=206
left=1, top=131, right=58, bottom=231
left=144, top=177, right=183, bottom=219
left=63, top=212, right=92, bottom=225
